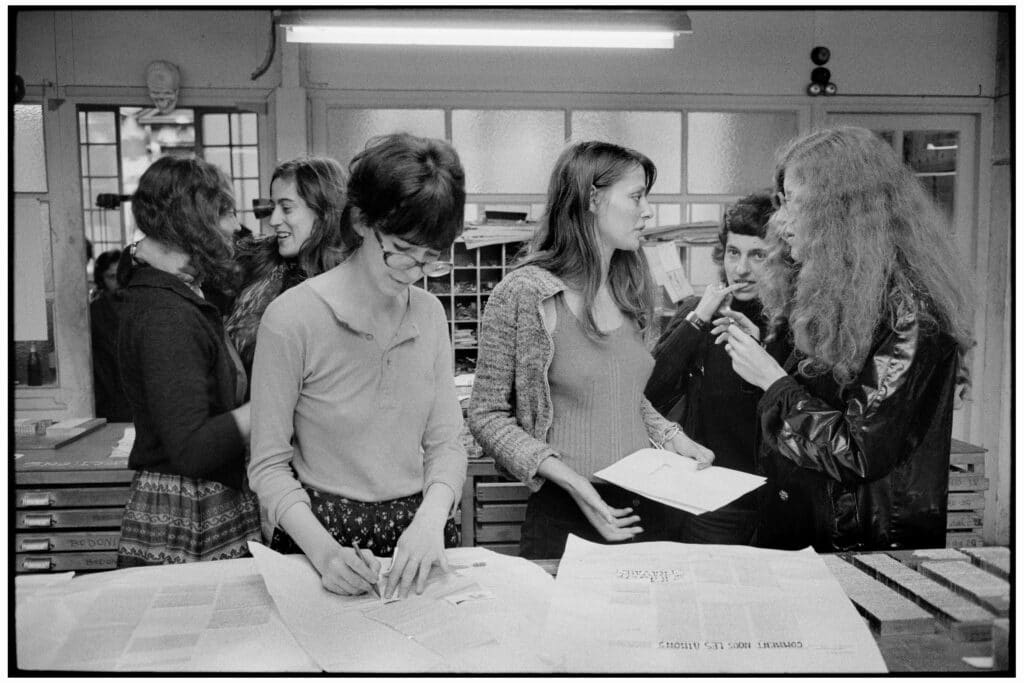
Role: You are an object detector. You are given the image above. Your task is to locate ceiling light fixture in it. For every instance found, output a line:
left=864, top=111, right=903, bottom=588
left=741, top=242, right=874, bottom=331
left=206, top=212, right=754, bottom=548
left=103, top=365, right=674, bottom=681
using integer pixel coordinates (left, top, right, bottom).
left=280, top=9, right=691, bottom=50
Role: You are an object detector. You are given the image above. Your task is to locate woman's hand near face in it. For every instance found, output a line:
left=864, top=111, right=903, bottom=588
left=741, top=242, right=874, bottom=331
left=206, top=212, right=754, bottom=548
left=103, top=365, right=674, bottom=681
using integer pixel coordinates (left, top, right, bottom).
left=694, top=282, right=745, bottom=322
left=710, top=309, right=761, bottom=341
left=715, top=325, right=788, bottom=391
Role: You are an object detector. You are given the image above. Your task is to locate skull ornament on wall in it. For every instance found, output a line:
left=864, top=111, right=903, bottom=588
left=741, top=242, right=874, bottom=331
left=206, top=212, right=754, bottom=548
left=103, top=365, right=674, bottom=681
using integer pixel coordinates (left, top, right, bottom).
left=145, top=60, right=181, bottom=114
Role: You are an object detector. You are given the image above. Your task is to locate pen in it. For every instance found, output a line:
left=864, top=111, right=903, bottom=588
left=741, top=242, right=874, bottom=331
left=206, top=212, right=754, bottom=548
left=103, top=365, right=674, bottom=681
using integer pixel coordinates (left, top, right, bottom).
left=351, top=540, right=383, bottom=599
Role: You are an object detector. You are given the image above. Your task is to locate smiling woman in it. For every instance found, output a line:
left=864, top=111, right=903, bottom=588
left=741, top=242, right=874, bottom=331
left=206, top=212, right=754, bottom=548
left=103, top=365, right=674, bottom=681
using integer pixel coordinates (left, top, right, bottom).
left=224, top=156, right=348, bottom=382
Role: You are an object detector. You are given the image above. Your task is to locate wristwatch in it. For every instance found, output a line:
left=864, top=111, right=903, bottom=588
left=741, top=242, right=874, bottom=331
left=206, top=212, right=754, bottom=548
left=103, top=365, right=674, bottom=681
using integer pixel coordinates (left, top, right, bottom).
left=684, top=310, right=711, bottom=333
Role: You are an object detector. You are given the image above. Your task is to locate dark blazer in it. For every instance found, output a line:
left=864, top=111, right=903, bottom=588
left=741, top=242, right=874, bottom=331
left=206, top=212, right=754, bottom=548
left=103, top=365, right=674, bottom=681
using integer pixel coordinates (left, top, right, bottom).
left=118, top=266, right=246, bottom=489
left=756, top=307, right=962, bottom=552
left=90, top=293, right=133, bottom=422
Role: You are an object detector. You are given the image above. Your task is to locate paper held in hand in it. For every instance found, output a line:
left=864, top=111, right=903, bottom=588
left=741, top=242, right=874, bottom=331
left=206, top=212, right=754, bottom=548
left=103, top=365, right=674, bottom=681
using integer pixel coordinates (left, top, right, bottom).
left=593, top=448, right=765, bottom=515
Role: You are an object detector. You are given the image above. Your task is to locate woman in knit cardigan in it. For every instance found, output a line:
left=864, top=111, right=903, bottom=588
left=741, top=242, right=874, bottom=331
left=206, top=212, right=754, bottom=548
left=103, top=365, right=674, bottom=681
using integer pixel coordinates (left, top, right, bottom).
left=468, top=141, right=714, bottom=560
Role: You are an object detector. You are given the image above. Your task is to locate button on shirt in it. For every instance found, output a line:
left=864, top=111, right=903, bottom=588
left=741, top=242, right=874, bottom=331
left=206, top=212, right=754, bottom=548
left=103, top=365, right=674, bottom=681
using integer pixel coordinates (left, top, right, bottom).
left=248, top=263, right=467, bottom=530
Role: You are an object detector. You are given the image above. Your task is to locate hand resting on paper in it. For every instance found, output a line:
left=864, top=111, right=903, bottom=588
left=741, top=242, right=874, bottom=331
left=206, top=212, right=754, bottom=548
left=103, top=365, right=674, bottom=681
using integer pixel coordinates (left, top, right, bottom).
left=538, top=455, right=643, bottom=542
left=663, top=431, right=714, bottom=470
left=383, top=482, right=454, bottom=600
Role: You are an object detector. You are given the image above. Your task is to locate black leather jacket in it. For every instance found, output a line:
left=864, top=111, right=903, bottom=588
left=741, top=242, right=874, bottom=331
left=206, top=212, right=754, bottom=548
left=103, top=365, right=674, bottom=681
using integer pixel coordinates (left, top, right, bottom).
left=756, top=307, right=962, bottom=552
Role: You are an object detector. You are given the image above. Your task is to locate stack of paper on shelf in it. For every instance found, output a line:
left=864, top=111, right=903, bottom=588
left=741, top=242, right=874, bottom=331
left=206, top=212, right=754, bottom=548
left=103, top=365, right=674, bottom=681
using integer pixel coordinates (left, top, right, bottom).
left=594, top=448, right=765, bottom=515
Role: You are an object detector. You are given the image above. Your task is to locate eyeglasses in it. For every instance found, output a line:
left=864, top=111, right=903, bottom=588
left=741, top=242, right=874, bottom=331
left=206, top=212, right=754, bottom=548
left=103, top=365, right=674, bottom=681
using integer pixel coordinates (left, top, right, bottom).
left=372, top=228, right=453, bottom=278
left=252, top=198, right=274, bottom=219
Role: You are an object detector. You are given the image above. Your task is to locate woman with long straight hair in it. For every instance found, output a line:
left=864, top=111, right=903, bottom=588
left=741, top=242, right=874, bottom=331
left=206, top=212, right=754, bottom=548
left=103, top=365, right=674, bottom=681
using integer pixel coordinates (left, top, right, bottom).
left=717, top=126, right=974, bottom=551
left=469, top=140, right=713, bottom=560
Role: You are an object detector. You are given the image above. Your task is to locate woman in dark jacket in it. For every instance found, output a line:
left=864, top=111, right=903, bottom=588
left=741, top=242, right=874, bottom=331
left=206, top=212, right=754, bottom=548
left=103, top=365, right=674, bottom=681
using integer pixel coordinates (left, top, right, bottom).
left=116, top=156, right=260, bottom=566
left=646, top=193, right=790, bottom=544
left=716, top=127, right=974, bottom=552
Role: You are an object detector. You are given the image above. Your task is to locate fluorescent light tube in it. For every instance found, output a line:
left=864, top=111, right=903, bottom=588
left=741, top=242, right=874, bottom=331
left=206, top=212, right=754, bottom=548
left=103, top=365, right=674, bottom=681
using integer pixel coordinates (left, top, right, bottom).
left=285, top=25, right=677, bottom=49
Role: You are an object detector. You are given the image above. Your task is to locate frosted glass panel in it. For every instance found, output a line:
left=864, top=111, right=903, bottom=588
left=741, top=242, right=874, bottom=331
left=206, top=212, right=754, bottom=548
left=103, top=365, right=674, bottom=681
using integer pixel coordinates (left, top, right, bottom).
left=86, top=111, right=117, bottom=143
left=687, top=246, right=718, bottom=286
left=571, top=111, right=681, bottom=193
left=89, top=145, right=118, bottom=177
left=203, top=114, right=229, bottom=145
left=688, top=203, right=722, bottom=223
left=687, top=112, right=797, bottom=195
left=15, top=105, right=47, bottom=192
left=327, top=109, right=445, bottom=168
left=239, top=113, right=258, bottom=145
left=452, top=110, right=565, bottom=194
left=654, top=204, right=680, bottom=227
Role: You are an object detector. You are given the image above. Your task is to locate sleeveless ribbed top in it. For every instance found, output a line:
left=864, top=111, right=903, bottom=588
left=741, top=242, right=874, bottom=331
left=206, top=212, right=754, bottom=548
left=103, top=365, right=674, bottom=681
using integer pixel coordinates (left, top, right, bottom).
left=546, top=294, right=654, bottom=480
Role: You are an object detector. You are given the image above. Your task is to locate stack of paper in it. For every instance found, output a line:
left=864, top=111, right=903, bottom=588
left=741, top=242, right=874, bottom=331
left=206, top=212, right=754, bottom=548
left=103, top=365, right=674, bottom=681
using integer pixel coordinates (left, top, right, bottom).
left=594, top=448, right=765, bottom=515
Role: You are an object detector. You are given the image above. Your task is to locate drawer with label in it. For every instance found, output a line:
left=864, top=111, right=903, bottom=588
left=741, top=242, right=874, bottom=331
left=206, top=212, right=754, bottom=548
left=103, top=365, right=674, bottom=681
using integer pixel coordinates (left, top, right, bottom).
left=16, top=486, right=130, bottom=508
left=16, top=552, right=119, bottom=573
left=16, top=508, right=125, bottom=530
left=16, top=531, right=121, bottom=553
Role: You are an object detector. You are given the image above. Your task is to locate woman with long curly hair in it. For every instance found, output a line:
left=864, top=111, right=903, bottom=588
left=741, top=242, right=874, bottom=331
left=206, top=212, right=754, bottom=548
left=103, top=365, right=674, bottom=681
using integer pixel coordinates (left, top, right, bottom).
left=225, top=156, right=348, bottom=381
left=469, top=140, right=713, bottom=560
left=716, top=126, right=974, bottom=552
left=116, top=156, right=260, bottom=566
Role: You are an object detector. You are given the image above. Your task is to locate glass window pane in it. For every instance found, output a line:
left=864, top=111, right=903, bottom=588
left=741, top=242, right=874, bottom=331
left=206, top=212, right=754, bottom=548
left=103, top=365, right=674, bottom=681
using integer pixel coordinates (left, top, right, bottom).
left=918, top=174, right=955, bottom=222
left=688, top=203, right=722, bottom=223
left=241, top=179, right=260, bottom=208
left=79, top=111, right=88, bottom=142
left=687, top=112, right=797, bottom=195
left=205, top=147, right=231, bottom=176
left=230, top=114, right=242, bottom=144
left=87, top=111, right=117, bottom=144
left=240, top=113, right=258, bottom=145
left=904, top=130, right=958, bottom=174
left=82, top=179, right=90, bottom=208
left=571, top=111, right=682, bottom=194
left=89, top=145, right=118, bottom=177
left=232, top=147, right=259, bottom=178
left=452, top=110, right=565, bottom=194
left=654, top=203, right=680, bottom=227
left=80, top=147, right=89, bottom=177
left=203, top=114, right=230, bottom=145
left=90, top=177, right=119, bottom=203
left=15, top=104, right=48, bottom=192
left=326, top=108, right=445, bottom=168
left=687, top=246, right=718, bottom=286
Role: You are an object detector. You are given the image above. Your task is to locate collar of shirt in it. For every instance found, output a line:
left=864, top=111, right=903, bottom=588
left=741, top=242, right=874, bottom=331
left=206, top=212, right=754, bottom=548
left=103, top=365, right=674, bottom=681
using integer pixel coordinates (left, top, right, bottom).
left=307, top=261, right=422, bottom=345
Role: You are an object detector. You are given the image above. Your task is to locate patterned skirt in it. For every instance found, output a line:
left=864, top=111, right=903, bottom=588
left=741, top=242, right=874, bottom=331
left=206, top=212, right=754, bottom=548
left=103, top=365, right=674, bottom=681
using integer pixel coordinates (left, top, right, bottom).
left=117, top=470, right=262, bottom=567
left=270, top=487, right=460, bottom=557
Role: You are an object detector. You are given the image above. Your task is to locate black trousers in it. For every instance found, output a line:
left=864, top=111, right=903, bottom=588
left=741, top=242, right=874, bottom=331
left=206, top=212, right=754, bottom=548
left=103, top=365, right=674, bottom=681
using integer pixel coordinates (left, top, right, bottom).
left=518, top=481, right=680, bottom=560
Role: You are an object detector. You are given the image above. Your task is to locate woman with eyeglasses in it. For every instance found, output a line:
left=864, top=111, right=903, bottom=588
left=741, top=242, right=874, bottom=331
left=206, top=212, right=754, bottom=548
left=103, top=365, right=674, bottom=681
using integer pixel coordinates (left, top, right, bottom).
left=468, top=141, right=713, bottom=560
left=248, top=133, right=468, bottom=599
left=115, top=156, right=260, bottom=566
left=715, top=126, right=974, bottom=551
left=224, top=156, right=348, bottom=383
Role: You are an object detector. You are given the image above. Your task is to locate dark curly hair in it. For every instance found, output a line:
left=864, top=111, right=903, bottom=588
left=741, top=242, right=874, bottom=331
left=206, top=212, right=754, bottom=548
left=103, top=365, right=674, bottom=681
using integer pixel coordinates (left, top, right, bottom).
left=129, top=155, right=236, bottom=287
left=709, top=191, right=775, bottom=281
left=94, top=249, right=122, bottom=291
left=342, top=133, right=466, bottom=252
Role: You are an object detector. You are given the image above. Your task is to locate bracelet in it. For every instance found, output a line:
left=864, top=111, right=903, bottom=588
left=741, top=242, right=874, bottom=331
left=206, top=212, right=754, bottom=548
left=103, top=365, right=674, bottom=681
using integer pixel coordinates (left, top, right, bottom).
left=657, top=424, right=681, bottom=449
left=684, top=310, right=711, bottom=333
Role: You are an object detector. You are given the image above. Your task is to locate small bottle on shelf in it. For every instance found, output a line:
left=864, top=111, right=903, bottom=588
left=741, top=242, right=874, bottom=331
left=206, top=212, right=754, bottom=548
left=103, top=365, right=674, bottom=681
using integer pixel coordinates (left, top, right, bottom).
left=27, top=343, right=42, bottom=386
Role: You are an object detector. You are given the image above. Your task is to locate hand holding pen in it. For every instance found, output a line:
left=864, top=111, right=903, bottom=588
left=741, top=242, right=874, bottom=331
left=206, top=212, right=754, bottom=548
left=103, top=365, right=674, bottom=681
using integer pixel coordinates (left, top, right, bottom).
left=350, top=541, right=383, bottom=598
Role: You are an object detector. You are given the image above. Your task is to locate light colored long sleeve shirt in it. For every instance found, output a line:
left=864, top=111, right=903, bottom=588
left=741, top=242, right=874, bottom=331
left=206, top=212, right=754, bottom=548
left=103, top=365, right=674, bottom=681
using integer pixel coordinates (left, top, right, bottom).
left=248, top=263, right=467, bottom=530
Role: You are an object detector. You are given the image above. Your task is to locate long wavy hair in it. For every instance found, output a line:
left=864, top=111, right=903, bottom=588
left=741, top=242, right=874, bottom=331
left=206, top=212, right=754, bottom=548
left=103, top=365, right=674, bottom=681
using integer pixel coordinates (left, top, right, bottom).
left=520, top=140, right=657, bottom=340
left=128, top=155, right=235, bottom=287
left=761, top=126, right=975, bottom=386
left=238, top=156, right=348, bottom=285
left=342, top=133, right=466, bottom=252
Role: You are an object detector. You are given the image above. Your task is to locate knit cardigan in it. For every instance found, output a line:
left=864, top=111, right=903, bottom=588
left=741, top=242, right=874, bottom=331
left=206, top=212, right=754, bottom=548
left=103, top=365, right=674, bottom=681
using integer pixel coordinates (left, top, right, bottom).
left=467, top=265, right=681, bottom=492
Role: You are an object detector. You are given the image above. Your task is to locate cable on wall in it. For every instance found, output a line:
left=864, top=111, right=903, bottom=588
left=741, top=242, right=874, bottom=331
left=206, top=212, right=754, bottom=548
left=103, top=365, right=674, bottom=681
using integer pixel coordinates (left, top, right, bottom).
left=251, top=9, right=280, bottom=81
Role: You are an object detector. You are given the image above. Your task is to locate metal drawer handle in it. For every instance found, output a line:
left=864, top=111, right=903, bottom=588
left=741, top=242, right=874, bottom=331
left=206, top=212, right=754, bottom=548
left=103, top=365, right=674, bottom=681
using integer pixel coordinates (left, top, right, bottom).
left=21, top=557, right=54, bottom=571
left=19, top=493, right=53, bottom=507
left=22, top=514, right=56, bottom=527
left=19, top=539, right=52, bottom=552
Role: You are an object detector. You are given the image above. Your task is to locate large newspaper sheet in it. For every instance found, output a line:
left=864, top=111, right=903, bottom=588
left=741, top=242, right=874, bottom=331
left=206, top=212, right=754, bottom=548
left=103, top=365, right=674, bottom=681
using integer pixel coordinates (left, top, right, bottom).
left=541, top=535, right=887, bottom=673
left=15, top=557, right=318, bottom=672
left=249, top=541, right=558, bottom=672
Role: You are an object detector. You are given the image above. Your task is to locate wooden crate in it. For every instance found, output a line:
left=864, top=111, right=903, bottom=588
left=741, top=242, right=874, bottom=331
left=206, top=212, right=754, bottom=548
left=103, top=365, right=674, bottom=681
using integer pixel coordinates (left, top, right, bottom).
left=945, top=440, right=987, bottom=547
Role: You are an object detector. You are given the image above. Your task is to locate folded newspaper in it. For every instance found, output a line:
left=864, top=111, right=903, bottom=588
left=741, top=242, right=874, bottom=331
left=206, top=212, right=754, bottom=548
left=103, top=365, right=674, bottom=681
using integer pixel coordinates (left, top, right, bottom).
left=594, top=448, right=765, bottom=515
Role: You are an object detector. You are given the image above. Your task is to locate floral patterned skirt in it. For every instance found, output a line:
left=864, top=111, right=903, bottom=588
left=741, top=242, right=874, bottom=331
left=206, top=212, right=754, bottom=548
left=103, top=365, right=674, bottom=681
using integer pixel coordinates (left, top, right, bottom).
left=269, top=487, right=460, bottom=557
left=117, top=470, right=262, bottom=568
